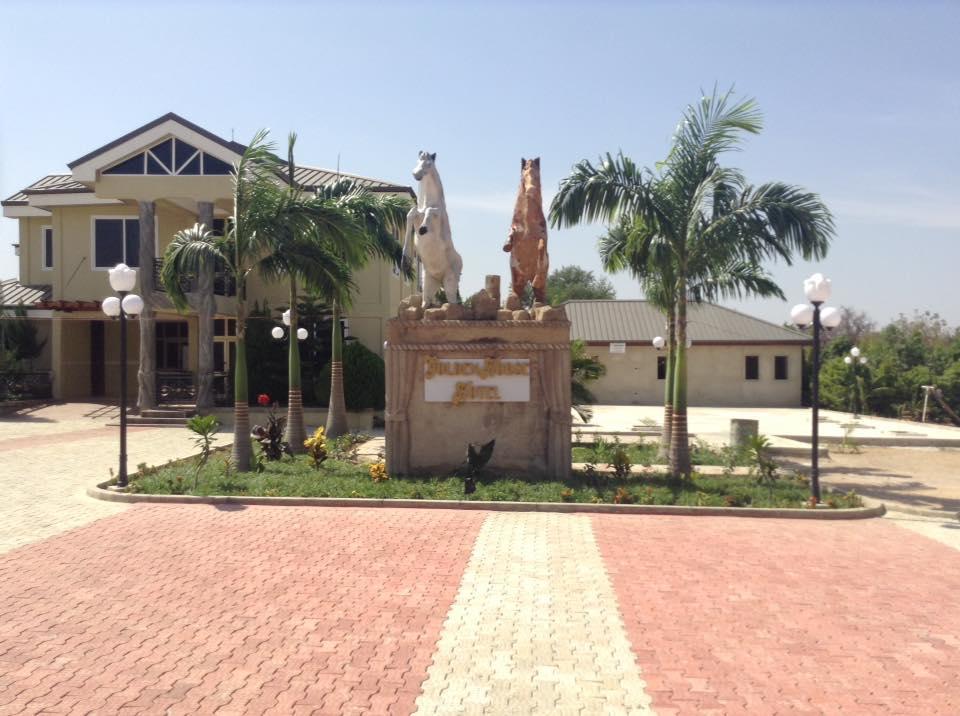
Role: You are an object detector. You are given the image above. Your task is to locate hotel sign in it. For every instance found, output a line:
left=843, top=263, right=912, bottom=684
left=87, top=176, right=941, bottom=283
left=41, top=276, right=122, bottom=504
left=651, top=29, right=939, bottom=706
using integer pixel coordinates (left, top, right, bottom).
left=424, top=357, right=530, bottom=405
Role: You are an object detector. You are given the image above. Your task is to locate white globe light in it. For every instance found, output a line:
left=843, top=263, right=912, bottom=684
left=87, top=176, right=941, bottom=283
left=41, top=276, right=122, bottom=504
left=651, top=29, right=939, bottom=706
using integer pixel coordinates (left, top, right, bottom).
left=108, top=263, right=137, bottom=293
left=652, top=335, right=665, bottom=350
left=121, top=293, right=144, bottom=316
left=297, top=327, right=308, bottom=341
left=282, top=309, right=291, bottom=326
left=271, top=326, right=284, bottom=340
left=844, top=356, right=852, bottom=365
left=102, top=296, right=121, bottom=317
left=790, top=303, right=814, bottom=328
left=820, top=306, right=842, bottom=329
left=850, top=346, right=861, bottom=358
left=803, top=273, right=832, bottom=303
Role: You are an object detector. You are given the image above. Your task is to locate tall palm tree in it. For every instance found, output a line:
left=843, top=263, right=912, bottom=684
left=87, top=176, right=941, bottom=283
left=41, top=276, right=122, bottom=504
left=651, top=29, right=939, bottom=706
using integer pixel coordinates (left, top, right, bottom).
left=551, top=88, right=834, bottom=477
left=164, top=138, right=360, bottom=468
left=163, top=130, right=287, bottom=471
left=600, top=212, right=785, bottom=461
left=305, top=179, right=411, bottom=438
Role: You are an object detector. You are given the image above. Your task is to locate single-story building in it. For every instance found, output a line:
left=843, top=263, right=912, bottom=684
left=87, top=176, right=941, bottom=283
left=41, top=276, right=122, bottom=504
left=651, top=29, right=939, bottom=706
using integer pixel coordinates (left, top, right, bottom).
left=566, top=299, right=810, bottom=407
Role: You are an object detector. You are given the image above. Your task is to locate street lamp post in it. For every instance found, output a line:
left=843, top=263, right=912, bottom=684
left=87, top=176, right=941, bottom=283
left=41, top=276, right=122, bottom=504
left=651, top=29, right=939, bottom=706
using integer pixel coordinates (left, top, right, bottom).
left=844, top=347, right=868, bottom=417
left=789, top=273, right=841, bottom=503
left=101, top=263, right=143, bottom=489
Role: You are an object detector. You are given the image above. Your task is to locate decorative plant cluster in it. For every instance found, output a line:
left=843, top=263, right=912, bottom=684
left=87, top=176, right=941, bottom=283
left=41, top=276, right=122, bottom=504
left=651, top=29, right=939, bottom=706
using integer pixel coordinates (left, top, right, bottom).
left=303, top=427, right=328, bottom=470
left=186, top=414, right=219, bottom=489
left=369, top=461, right=389, bottom=483
left=251, top=394, right=292, bottom=461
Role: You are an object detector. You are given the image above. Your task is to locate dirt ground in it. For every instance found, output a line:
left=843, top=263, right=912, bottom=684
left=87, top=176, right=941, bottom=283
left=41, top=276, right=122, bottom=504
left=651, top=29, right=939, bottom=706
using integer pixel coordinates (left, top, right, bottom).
left=788, top=446, right=960, bottom=515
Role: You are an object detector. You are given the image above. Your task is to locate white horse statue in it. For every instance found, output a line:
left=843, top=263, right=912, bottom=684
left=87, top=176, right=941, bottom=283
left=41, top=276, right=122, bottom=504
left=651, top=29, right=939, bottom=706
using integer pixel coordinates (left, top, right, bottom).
left=403, top=151, right=463, bottom=307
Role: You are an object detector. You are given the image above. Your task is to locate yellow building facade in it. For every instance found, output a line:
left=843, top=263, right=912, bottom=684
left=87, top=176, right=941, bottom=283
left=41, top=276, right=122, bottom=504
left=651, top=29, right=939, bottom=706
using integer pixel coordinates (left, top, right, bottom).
left=3, top=113, right=414, bottom=404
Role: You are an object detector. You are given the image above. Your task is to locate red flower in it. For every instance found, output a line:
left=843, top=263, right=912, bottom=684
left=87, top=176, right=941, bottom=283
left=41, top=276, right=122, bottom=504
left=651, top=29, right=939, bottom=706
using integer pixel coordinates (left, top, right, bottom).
left=257, top=393, right=271, bottom=406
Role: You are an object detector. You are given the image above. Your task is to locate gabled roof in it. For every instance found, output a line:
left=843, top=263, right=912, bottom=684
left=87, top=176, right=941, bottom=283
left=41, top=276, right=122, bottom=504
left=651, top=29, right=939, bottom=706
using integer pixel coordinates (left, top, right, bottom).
left=67, top=112, right=246, bottom=169
left=0, top=278, right=52, bottom=307
left=566, top=300, right=810, bottom=344
left=2, top=175, right=88, bottom=206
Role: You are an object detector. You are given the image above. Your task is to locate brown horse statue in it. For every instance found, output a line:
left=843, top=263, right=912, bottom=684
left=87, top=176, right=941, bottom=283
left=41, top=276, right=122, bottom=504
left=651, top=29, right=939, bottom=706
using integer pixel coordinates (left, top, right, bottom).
left=503, top=157, right=549, bottom=304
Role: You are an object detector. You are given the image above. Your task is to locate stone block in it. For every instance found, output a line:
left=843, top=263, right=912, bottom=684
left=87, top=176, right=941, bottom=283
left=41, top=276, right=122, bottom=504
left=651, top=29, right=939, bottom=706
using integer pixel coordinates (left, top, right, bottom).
left=401, top=306, right=423, bottom=321
left=497, top=309, right=514, bottom=321
left=469, top=289, right=499, bottom=320
left=484, top=275, right=501, bottom=305
left=535, top=305, right=566, bottom=322
left=424, top=307, right=446, bottom=321
left=444, top=303, right=469, bottom=321
left=512, top=309, right=532, bottom=321
left=505, top=292, right=522, bottom=311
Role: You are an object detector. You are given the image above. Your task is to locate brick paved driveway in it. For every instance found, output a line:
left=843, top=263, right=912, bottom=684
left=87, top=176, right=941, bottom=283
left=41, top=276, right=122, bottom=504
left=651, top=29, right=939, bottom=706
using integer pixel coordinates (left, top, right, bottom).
left=1, top=504, right=959, bottom=715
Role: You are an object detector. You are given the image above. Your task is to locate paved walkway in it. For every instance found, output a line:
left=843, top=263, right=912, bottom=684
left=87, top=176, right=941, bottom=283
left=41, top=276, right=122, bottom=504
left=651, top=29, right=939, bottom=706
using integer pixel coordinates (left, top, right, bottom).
left=0, top=505, right=959, bottom=715
left=3, top=402, right=960, bottom=713
left=0, top=402, right=199, bottom=554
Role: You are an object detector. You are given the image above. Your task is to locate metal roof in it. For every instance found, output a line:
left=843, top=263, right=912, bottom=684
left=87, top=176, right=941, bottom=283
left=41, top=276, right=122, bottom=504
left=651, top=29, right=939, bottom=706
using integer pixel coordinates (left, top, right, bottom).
left=565, top=300, right=810, bottom=344
left=293, top=165, right=414, bottom=197
left=0, top=278, right=52, bottom=307
left=3, top=175, right=88, bottom=206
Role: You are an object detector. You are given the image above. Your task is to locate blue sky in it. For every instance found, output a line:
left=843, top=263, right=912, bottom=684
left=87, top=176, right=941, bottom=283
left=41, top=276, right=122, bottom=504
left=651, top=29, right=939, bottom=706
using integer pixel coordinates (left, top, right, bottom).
left=2, top=0, right=958, bottom=326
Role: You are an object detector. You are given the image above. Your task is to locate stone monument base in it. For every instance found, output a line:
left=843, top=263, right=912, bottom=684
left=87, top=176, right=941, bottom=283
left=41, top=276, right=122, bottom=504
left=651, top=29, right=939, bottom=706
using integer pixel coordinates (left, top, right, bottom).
left=385, top=317, right=571, bottom=479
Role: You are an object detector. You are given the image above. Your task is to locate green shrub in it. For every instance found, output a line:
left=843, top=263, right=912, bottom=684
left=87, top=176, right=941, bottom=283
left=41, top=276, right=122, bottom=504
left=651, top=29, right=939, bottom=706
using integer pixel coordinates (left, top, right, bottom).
left=314, top=341, right=386, bottom=410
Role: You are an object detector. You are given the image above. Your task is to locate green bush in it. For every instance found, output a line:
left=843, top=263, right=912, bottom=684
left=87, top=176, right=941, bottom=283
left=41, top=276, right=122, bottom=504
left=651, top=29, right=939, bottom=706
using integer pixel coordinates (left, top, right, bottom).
left=314, top=341, right=385, bottom=410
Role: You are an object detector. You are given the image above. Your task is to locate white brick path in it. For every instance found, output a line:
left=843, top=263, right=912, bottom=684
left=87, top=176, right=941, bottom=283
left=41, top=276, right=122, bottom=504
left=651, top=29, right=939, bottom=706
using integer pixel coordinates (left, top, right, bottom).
left=0, top=403, right=200, bottom=555
left=414, top=512, right=653, bottom=715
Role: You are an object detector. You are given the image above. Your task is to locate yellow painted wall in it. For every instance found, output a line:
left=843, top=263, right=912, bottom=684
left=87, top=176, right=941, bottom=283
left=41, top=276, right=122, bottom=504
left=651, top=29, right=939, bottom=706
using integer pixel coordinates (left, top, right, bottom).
left=587, top=343, right=804, bottom=407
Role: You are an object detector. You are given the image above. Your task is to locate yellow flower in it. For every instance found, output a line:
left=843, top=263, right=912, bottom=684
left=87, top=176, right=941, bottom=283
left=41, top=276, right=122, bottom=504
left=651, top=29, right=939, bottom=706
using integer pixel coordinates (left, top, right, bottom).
left=369, top=461, right=389, bottom=483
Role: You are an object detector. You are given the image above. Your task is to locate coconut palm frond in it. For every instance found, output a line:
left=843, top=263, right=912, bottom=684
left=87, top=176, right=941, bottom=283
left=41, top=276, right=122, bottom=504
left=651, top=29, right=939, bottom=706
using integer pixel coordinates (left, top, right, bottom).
left=161, top=224, right=225, bottom=311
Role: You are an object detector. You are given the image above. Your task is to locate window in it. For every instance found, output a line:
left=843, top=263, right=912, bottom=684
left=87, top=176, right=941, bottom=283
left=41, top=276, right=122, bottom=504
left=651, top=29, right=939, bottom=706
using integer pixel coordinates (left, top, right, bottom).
left=156, top=321, right=188, bottom=371
left=93, top=217, right=140, bottom=268
left=774, top=355, right=788, bottom=380
left=657, top=355, right=667, bottom=380
left=102, top=137, right=232, bottom=176
left=745, top=355, right=759, bottom=380
left=41, top=226, right=53, bottom=270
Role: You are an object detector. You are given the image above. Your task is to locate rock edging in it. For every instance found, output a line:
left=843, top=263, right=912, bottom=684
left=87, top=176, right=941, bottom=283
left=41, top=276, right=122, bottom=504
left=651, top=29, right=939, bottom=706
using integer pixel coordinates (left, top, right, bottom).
left=87, top=480, right=885, bottom=519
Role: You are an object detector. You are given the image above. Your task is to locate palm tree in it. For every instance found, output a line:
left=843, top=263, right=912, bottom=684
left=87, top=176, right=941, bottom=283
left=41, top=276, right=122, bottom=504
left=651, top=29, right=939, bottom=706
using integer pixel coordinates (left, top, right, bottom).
left=600, top=212, right=785, bottom=461
left=551, top=88, right=834, bottom=477
left=304, top=179, right=411, bottom=439
left=163, top=130, right=286, bottom=471
left=571, top=339, right=606, bottom=422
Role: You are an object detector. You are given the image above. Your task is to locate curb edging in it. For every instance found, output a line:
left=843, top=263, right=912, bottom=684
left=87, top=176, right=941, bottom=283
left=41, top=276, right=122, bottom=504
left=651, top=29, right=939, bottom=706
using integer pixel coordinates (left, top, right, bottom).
left=87, top=481, right=886, bottom=519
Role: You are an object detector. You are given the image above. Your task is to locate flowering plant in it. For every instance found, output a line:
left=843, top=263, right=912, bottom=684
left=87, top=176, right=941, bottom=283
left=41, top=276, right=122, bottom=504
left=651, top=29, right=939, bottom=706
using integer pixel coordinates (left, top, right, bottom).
left=369, top=461, right=389, bottom=483
left=303, top=427, right=328, bottom=470
left=257, top=393, right=271, bottom=407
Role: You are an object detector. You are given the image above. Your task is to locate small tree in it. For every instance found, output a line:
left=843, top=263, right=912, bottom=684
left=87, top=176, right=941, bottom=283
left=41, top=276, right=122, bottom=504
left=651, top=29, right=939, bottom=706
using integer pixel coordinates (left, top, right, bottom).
left=186, top=414, right=219, bottom=489
left=546, top=265, right=616, bottom=304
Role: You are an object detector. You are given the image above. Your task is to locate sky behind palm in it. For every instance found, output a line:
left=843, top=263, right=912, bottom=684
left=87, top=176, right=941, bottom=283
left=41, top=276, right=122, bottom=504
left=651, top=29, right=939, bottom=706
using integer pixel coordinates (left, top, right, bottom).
left=1, top=0, right=957, bottom=327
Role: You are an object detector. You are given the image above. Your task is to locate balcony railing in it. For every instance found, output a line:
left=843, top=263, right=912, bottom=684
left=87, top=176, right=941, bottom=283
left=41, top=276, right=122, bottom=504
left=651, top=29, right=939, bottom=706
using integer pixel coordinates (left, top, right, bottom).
left=153, top=258, right=236, bottom=297
left=156, top=371, right=232, bottom=406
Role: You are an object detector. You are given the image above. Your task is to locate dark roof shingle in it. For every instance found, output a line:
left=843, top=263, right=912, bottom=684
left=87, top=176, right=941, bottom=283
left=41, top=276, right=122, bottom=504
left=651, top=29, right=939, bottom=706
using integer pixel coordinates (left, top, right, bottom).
left=0, top=279, right=52, bottom=307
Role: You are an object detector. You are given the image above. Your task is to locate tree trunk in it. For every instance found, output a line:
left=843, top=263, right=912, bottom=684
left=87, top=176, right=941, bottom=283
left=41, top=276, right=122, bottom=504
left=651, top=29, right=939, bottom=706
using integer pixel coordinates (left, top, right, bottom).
left=658, top=310, right=676, bottom=462
left=286, top=277, right=306, bottom=452
left=136, top=200, right=157, bottom=411
left=668, top=285, right=692, bottom=478
left=325, top=299, right=349, bottom=439
left=232, top=277, right=251, bottom=472
left=195, top=202, right=215, bottom=412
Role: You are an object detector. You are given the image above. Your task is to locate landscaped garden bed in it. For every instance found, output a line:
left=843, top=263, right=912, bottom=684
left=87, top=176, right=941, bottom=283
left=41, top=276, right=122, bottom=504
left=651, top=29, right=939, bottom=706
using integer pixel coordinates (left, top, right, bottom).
left=128, top=440, right=861, bottom=509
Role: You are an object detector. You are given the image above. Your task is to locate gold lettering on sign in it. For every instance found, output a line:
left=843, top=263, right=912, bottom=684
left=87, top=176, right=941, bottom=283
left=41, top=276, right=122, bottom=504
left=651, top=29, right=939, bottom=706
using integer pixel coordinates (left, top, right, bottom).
left=452, top=382, right=502, bottom=406
left=424, top=357, right=530, bottom=380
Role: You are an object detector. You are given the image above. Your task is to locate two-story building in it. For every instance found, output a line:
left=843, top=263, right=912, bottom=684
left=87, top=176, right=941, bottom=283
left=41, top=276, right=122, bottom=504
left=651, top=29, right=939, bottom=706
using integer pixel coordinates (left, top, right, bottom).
left=2, top=113, right=414, bottom=404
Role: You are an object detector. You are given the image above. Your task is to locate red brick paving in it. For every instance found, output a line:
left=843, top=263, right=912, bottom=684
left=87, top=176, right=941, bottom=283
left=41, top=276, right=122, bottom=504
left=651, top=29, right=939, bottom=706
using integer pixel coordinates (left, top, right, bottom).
left=0, top=506, right=483, bottom=716
left=593, top=515, right=960, bottom=715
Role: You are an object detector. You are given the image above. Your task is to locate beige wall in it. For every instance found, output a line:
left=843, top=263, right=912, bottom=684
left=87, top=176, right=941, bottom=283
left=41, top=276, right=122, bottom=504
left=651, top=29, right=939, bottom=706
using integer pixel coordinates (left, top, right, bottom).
left=587, top=343, right=804, bottom=407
